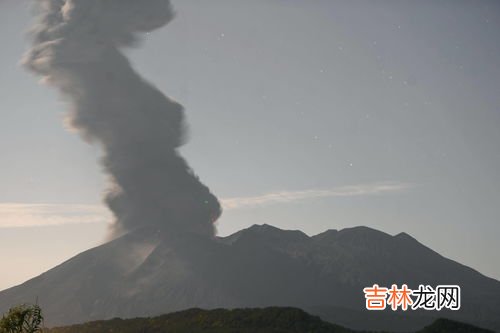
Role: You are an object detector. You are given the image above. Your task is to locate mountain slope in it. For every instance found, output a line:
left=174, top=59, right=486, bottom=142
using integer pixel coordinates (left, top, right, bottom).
left=0, top=225, right=499, bottom=332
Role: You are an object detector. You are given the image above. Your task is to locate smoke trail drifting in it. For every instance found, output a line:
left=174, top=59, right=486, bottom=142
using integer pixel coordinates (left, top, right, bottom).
left=25, top=0, right=222, bottom=237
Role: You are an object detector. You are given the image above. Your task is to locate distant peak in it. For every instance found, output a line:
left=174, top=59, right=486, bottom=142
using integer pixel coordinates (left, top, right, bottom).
left=312, top=226, right=394, bottom=245
left=249, top=223, right=282, bottom=231
left=338, top=226, right=387, bottom=235
left=394, top=231, right=413, bottom=239
left=393, top=232, right=424, bottom=247
left=311, top=229, right=338, bottom=242
left=245, top=223, right=306, bottom=235
left=334, top=226, right=393, bottom=241
left=315, top=229, right=338, bottom=236
left=221, top=224, right=309, bottom=245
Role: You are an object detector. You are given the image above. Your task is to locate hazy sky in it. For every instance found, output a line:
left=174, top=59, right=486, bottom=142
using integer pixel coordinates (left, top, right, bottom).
left=1, top=0, right=499, bottom=290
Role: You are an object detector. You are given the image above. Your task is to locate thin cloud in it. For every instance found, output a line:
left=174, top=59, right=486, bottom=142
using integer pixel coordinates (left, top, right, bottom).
left=0, top=203, right=110, bottom=228
left=0, top=182, right=414, bottom=228
left=220, top=182, right=414, bottom=210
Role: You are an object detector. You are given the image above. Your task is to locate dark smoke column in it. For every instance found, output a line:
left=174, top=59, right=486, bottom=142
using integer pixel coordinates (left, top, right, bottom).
left=25, top=0, right=222, bottom=237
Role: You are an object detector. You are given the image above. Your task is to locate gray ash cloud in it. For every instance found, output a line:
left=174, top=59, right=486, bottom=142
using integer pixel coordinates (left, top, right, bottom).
left=24, top=0, right=222, bottom=237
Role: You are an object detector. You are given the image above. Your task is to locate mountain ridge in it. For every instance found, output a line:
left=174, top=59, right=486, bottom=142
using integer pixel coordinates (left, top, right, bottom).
left=46, top=307, right=494, bottom=333
left=1, top=224, right=499, bottom=332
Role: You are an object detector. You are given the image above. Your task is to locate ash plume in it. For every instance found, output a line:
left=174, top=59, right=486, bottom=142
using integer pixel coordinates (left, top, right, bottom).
left=24, top=0, right=222, bottom=237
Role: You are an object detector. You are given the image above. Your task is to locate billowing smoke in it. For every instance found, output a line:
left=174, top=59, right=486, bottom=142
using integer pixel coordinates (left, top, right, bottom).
left=25, top=0, right=222, bottom=238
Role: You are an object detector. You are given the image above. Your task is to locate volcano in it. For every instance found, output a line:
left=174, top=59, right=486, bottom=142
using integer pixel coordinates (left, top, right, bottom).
left=0, top=225, right=499, bottom=332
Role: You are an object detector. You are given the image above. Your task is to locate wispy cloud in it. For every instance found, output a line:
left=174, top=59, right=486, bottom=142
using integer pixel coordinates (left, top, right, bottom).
left=0, top=203, right=110, bottom=229
left=220, top=182, right=414, bottom=210
left=0, top=182, right=413, bottom=228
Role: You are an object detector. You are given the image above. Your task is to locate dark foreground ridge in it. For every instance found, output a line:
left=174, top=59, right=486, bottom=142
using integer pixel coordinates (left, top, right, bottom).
left=47, top=307, right=493, bottom=333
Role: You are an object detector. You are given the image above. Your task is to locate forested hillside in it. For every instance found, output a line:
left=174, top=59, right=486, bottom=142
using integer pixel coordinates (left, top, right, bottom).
left=46, top=307, right=494, bottom=333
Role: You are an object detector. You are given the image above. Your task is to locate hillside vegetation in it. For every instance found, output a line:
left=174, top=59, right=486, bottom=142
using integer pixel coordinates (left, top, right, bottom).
left=46, top=307, right=494, bottom=333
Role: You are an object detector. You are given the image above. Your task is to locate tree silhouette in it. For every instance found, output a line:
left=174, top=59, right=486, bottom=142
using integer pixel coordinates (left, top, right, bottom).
left=0, top=304, right=43, bottom=333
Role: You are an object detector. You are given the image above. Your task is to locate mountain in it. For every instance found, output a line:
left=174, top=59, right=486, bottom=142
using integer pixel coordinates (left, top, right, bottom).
left=46, top=307, right=352, bottom=333
left=46, top=307, right=494, bottom=333
left=0, top=225, right=499, bottom=332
